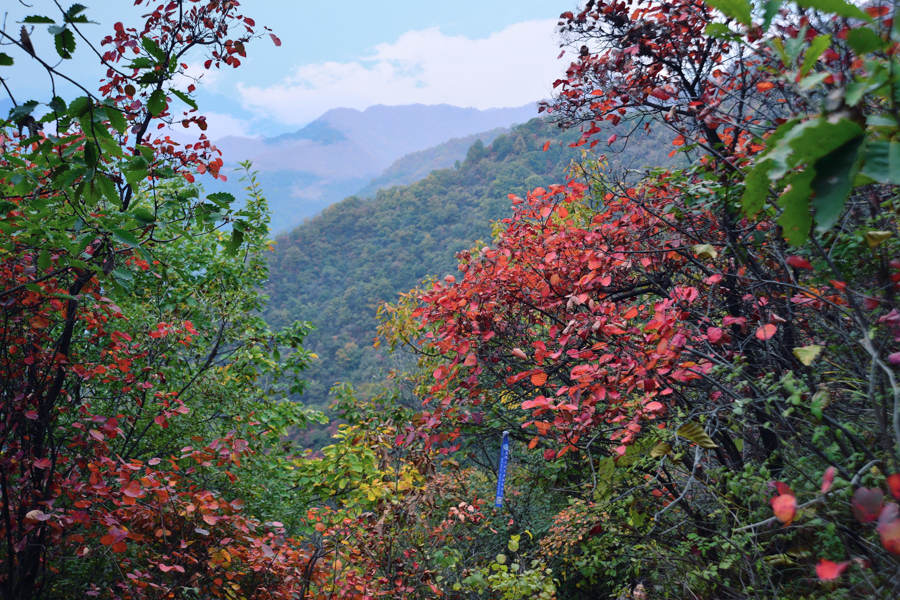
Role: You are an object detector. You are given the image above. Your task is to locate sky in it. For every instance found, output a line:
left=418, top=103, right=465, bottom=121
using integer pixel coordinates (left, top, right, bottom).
left=1, top=0, right=579, bottom=139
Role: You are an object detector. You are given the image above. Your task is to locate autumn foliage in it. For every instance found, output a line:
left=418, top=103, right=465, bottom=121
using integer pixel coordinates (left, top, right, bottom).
left=6, top=0, right=900, bottom=598
left=374, top=0, right=900, bottom=597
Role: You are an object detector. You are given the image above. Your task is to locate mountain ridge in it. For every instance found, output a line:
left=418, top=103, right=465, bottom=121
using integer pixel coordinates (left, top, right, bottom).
left=206, top=103, right=539, bottom=232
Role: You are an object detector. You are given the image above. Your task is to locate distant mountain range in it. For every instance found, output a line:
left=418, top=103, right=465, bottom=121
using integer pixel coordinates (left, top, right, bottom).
left=207, top=103, right=539, bottom=232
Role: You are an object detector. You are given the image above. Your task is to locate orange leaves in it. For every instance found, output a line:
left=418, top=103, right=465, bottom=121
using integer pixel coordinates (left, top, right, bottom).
left=770, top=483, right=796, bottom=525
left=815, top=559, right=849, bottom=580
left=530, top=371, right=548, bottom=386
left=755, top=324, right=777, bottom=340
left=122, top=480, right=143, bottom=503
left=889, top=473, right=900, bottom=501
left=756, top=81, right=776, bottom=92
left=522, top=396, right=549, bottom=410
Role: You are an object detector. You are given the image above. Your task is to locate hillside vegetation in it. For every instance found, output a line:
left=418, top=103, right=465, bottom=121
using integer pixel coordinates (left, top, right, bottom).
left=263, top=117, right=679, bottom=441
left=6, top=0, right=900, bottom=598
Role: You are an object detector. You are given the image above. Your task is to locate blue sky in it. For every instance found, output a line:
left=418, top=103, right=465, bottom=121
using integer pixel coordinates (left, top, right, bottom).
left=2, top=0, right=578, bottom=138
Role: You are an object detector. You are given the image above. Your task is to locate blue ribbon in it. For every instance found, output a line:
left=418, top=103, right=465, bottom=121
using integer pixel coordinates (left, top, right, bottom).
left=495, top=430, right=510, bottom=508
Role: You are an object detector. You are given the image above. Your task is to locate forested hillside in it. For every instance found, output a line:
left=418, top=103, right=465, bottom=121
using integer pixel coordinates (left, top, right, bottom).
left=353, top=127, right=509, bottom=198
left=263, top=117, right=680, bottom=443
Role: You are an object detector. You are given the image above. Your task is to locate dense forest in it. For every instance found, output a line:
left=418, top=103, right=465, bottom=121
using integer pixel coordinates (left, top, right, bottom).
left=3, top=0, right=900, bottom=599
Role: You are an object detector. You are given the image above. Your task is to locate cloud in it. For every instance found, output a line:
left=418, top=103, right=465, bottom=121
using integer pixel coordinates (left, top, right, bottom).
left=236, top=19, right=564, bottom=125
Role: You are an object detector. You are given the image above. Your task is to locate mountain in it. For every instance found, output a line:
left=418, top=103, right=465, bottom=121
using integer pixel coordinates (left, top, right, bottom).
left=353, top=127, right=508, bottom=199
left=208, top=103, right=539, bottom=233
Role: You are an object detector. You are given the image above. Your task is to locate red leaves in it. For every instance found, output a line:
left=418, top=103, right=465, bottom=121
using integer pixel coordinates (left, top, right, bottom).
left=269, top=33, right=282, bottom=47
left=821, top=466, right=836, bottom=494
left=786, top=255, right=813, bottom=270
left=755, top=324, right=777, bottom=340
left=649, top=88, right=671, bottom=101
left=159, top=563, right=186, bottom=573
left=542, top=140, right=551, bottom=152
left=511, top=348, right=528, bottom=360
left=851, top=488, right=884, bottom=523
left=123, top=481, right=142, bottom=498
left=877, top=504, right=900, bottom=555
left=770, top=483, right=796, bottom=525
left=607, top=134, right=618, bottom=146
left=815, top=559, right=849, bottom=580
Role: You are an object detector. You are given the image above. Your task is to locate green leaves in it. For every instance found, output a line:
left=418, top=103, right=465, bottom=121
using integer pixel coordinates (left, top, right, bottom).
left=21, top=15, right=56, bottom=24
left=800, top=35, right=831, bottom=77
left=147, top=90, right=167, bottom=117
left=141, top=37, right=166, bottom=63
left=742, top=117, right=865, bottom=244
left=0, top=53, right=13, bottom=67
left=861, top=140, right=900, bottom=184
left=226, top=229, right=245, bottom=256
left=847, top=27, right=887, bottom=55
left=111, top=228, right=143, bottom=249
left=776, top=169, right=815, bottom=246
left=794, top=0, right=872, bottom=21
left=810, top=135, right=865, bottom=232
left=705, top=0, right=752, bottom=26
left=105, top=106, right=127, bottom=134
left=53, top=27, right=76, bottom=59
left=171, top=89, right=198, bottom=111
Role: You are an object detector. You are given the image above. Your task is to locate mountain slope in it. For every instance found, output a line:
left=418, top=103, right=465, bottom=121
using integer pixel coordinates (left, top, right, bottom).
left=354, top=127, right=508, bottom=199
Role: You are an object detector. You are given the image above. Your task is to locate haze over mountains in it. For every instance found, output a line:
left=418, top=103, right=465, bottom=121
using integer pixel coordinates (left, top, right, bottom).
left=209, top=103, right=538, bottom=232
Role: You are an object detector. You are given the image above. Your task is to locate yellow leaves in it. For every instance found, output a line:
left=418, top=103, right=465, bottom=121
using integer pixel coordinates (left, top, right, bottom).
left=865, top=231, right=892, bottom=248
left=650, top=443, right=672, bottom=458
left=792, top=344, right=822, bottom=366
left=691, top=244, right=718, bottom=259
left=676, top=422, right=718, bottom=449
